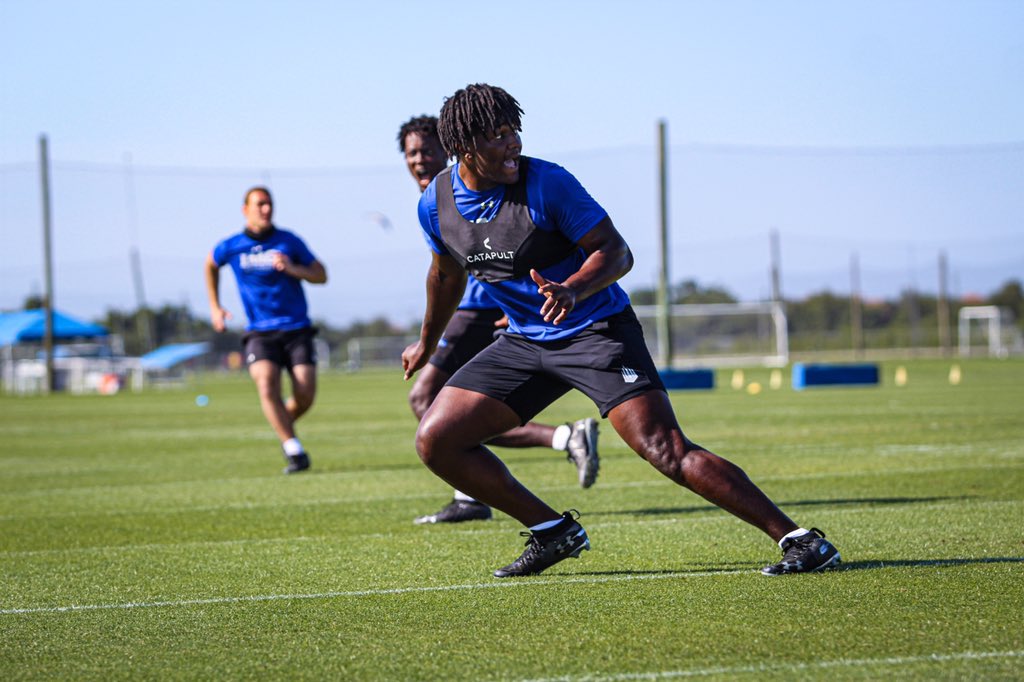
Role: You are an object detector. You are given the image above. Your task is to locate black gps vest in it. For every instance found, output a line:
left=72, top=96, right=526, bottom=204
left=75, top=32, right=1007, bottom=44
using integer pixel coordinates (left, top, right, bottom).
left=435, top=157, right=579, bottom=283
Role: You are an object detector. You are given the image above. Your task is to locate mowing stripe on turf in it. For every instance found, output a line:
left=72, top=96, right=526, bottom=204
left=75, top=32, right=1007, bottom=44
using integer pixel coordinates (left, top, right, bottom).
left=2, top=558, right=1021, bottom=615
left=0, top=570, right=751, bottom=614
left=1, top=462, right=1021, bottom=522
left=514, top=649, right=1024, bottom=681
left=1, top=498, right=1021, bottom=557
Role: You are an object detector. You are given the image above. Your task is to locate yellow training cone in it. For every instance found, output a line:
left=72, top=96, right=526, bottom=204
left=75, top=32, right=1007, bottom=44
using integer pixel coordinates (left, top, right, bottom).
left=894, top=366, right=908, bottom=387
left=769, top=369, right=783, bottom=390
left=731, top=369, right=745, bottom=390
left=949, top=364, right=962, bottom=385
left=746, top=381, right=762, bottom=395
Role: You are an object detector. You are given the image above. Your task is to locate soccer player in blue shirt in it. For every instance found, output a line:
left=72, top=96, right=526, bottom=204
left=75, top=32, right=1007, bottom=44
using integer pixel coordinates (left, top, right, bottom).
left=402, top=84, right=841, bottom=578
left=399, top=115, right=600, bottom=525
left=205, top=187, right=328, bottom=474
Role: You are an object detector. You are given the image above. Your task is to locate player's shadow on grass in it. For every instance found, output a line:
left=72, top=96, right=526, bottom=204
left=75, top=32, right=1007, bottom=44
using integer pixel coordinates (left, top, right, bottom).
left=572, top=565, right=755, bottom=577
left=593, top=495, right=969, bottom=518
left=570, top=556, right=1024, bottom=578
left=837, top=556, right=1024, bottom=572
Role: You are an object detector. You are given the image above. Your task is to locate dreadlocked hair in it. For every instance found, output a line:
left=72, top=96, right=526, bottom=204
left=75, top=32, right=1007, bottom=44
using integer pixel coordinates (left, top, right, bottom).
left=437, top=84, right=524, bottom=157
left=396, top=115, right=439, bottom=153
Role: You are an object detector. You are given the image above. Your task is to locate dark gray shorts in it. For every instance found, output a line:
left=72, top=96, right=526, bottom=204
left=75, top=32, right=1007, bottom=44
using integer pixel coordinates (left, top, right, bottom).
left=429, top=308, right=504, bottom=376
left=446, top=306, right=665, bottom=423
left=243, top=327, right=317, bottom=370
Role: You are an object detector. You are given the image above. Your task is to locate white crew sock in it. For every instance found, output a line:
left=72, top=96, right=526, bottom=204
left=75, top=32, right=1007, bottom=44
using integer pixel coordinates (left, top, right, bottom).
left=529, top=517, right=564, bottom=532
left=453, top=490, right=478, bottom=503
left=779, top=527, right=810, bottom=549
left=282, top=438, right=304, bottom=456
left=551, top=424, right=572, bottom=451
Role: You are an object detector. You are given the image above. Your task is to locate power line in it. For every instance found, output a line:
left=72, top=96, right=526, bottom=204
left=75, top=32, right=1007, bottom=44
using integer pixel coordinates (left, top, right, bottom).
left=1, top=140, right=1022, bottom=175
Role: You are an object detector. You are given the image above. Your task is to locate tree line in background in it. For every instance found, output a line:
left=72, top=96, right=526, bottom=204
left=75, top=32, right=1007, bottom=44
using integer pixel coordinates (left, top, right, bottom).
left=629, top=278, right=1023, bottom=352
left=21, top=278, right=1024, bottom=360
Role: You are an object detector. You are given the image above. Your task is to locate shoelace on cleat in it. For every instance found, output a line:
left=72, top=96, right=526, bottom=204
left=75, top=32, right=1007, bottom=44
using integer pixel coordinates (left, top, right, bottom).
left=781, top=528, right=825, bottom=559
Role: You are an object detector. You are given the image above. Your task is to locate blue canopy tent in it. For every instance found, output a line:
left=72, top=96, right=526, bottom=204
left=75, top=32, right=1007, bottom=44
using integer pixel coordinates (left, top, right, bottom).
left=0, top=309, right=108, bottom=345
left=0, top=310, right=111, bottom=394
left=140, top=342, right=211, bottom=370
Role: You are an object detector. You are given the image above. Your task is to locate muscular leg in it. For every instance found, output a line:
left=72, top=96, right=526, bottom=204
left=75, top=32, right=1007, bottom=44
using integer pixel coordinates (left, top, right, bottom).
left=285, top=363, right=317, bottom=422
left=409, top=363, right=556, bottom=449
left=608, top=390, right=798, bottom=542
left=416, top=386, right=561, bottom=527
left=248, top=360, right=295, bottom=443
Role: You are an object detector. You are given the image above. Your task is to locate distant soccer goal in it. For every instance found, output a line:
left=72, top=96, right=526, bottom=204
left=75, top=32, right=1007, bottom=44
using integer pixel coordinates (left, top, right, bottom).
left=345, top=335, right=418, bottom=371
left=344, top=303, right=788, bottom=371
left=958, top=306, right=1023, bottom=358
left=632, top=301, right=789, bottom=368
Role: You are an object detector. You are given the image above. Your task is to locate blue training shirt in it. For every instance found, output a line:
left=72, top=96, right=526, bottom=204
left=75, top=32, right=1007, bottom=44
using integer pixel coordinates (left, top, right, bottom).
left=461, top=276, right=497, bottom=310
left=212, top=227, right=317, bottom=332
left=418, top=157, right=629, bottom=341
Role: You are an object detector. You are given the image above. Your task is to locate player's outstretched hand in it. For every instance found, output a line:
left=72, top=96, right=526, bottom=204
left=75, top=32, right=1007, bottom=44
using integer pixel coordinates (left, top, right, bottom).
left=530, top=269, right=575, bottom=325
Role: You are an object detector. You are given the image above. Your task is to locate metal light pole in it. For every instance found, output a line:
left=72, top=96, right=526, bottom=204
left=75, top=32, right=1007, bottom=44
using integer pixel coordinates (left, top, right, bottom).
left=39, top=135, right=55, bottom=393
left=656, top=119, right=672, bottom=368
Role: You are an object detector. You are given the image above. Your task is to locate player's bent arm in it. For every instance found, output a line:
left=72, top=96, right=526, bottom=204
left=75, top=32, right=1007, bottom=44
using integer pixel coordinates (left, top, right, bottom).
left=275, top=254, right=327, bottom=284
left=297, top=259, right=327, bottom=284
left=562, top=216, right=633, bottom=302
left=531, top=217, right=633, bottom=325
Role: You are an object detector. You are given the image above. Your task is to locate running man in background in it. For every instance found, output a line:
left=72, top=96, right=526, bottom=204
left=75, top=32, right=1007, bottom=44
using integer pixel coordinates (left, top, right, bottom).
left=399, top=115, right=600, bottom=525
left=402, top=84, right=841, bottom=578
left=205, top=187, right=328, bottom=474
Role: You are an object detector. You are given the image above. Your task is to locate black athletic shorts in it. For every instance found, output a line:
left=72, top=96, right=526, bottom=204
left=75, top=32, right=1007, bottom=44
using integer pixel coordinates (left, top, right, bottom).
left=446, top=306, right=665, bottom=423
left=243, top=326, right=318, bottom=370
left=429, top=308, right=505, bottom=376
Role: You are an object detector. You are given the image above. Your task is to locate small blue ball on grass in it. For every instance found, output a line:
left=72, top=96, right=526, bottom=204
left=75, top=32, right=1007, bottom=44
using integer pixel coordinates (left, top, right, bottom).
left=195, top=394, right=209, bottom=407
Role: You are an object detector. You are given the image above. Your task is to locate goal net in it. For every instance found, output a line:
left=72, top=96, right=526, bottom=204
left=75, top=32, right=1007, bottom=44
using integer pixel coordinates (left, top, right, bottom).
left=632, top=301, right=789, bottom=368
left=958, top=306, right=1023, bottom=358
left=344, top=302, right=789, bottom=371
left=344, top=335, right=418, bottom=370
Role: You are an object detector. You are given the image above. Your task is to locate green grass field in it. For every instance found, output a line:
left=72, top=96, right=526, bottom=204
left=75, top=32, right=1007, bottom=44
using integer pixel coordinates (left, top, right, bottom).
left=2, top=359, right=1022, bottom=680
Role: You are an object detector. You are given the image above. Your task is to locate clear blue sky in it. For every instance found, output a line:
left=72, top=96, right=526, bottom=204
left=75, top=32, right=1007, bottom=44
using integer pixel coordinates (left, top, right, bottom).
left=2, top=0, right=1022, bottom=327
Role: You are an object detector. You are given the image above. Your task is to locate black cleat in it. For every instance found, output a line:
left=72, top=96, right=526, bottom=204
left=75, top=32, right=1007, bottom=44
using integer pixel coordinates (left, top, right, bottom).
left=761, top=528, right=841, bottom=576
left=414, top=499, right=492, bottom=524
left=282, top=452, right=310, bottom=475
left=494, top=510, right=590, bottom=578
left=565, top=418, right=600, bottom=489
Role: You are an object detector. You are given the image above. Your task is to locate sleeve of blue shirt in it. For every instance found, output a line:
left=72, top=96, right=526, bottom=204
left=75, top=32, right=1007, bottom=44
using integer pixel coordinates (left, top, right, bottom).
left=212, top=238, right=229, bottom=267
left=416, top=181, right=448, bottom=256
left=529, top=161, right=608, bottom=242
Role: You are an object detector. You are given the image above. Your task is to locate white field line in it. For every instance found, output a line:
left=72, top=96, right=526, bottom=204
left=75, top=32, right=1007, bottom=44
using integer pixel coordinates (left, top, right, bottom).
left=1, top=498, right=1021, bottom=559
left=514, top=650, right=1024, bottom=682
left=0, top=569, right=752, bottom=615
left=2, top=557, right=1022, bottom=617
left=1, top=461, right=1021, bottom=522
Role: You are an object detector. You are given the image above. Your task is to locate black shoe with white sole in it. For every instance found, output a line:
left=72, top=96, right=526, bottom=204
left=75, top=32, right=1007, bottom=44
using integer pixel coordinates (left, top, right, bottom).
left=282, top=452, right=310, bottom=475
left=414, top=499, right=493, bottom=524
left=493, top=510, right=590, bottom=578
left=761, top=528, right=841, bottom=576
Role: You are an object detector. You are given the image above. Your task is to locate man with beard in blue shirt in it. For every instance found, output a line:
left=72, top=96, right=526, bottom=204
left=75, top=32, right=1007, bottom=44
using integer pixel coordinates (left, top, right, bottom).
left=205, top=187, right=327, bottom=474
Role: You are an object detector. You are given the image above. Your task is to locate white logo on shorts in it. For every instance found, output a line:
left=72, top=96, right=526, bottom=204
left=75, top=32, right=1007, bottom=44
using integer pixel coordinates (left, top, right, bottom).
left=247, top=353, right=256, bottom=364
left=621, top=366, right=638, bottom=383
